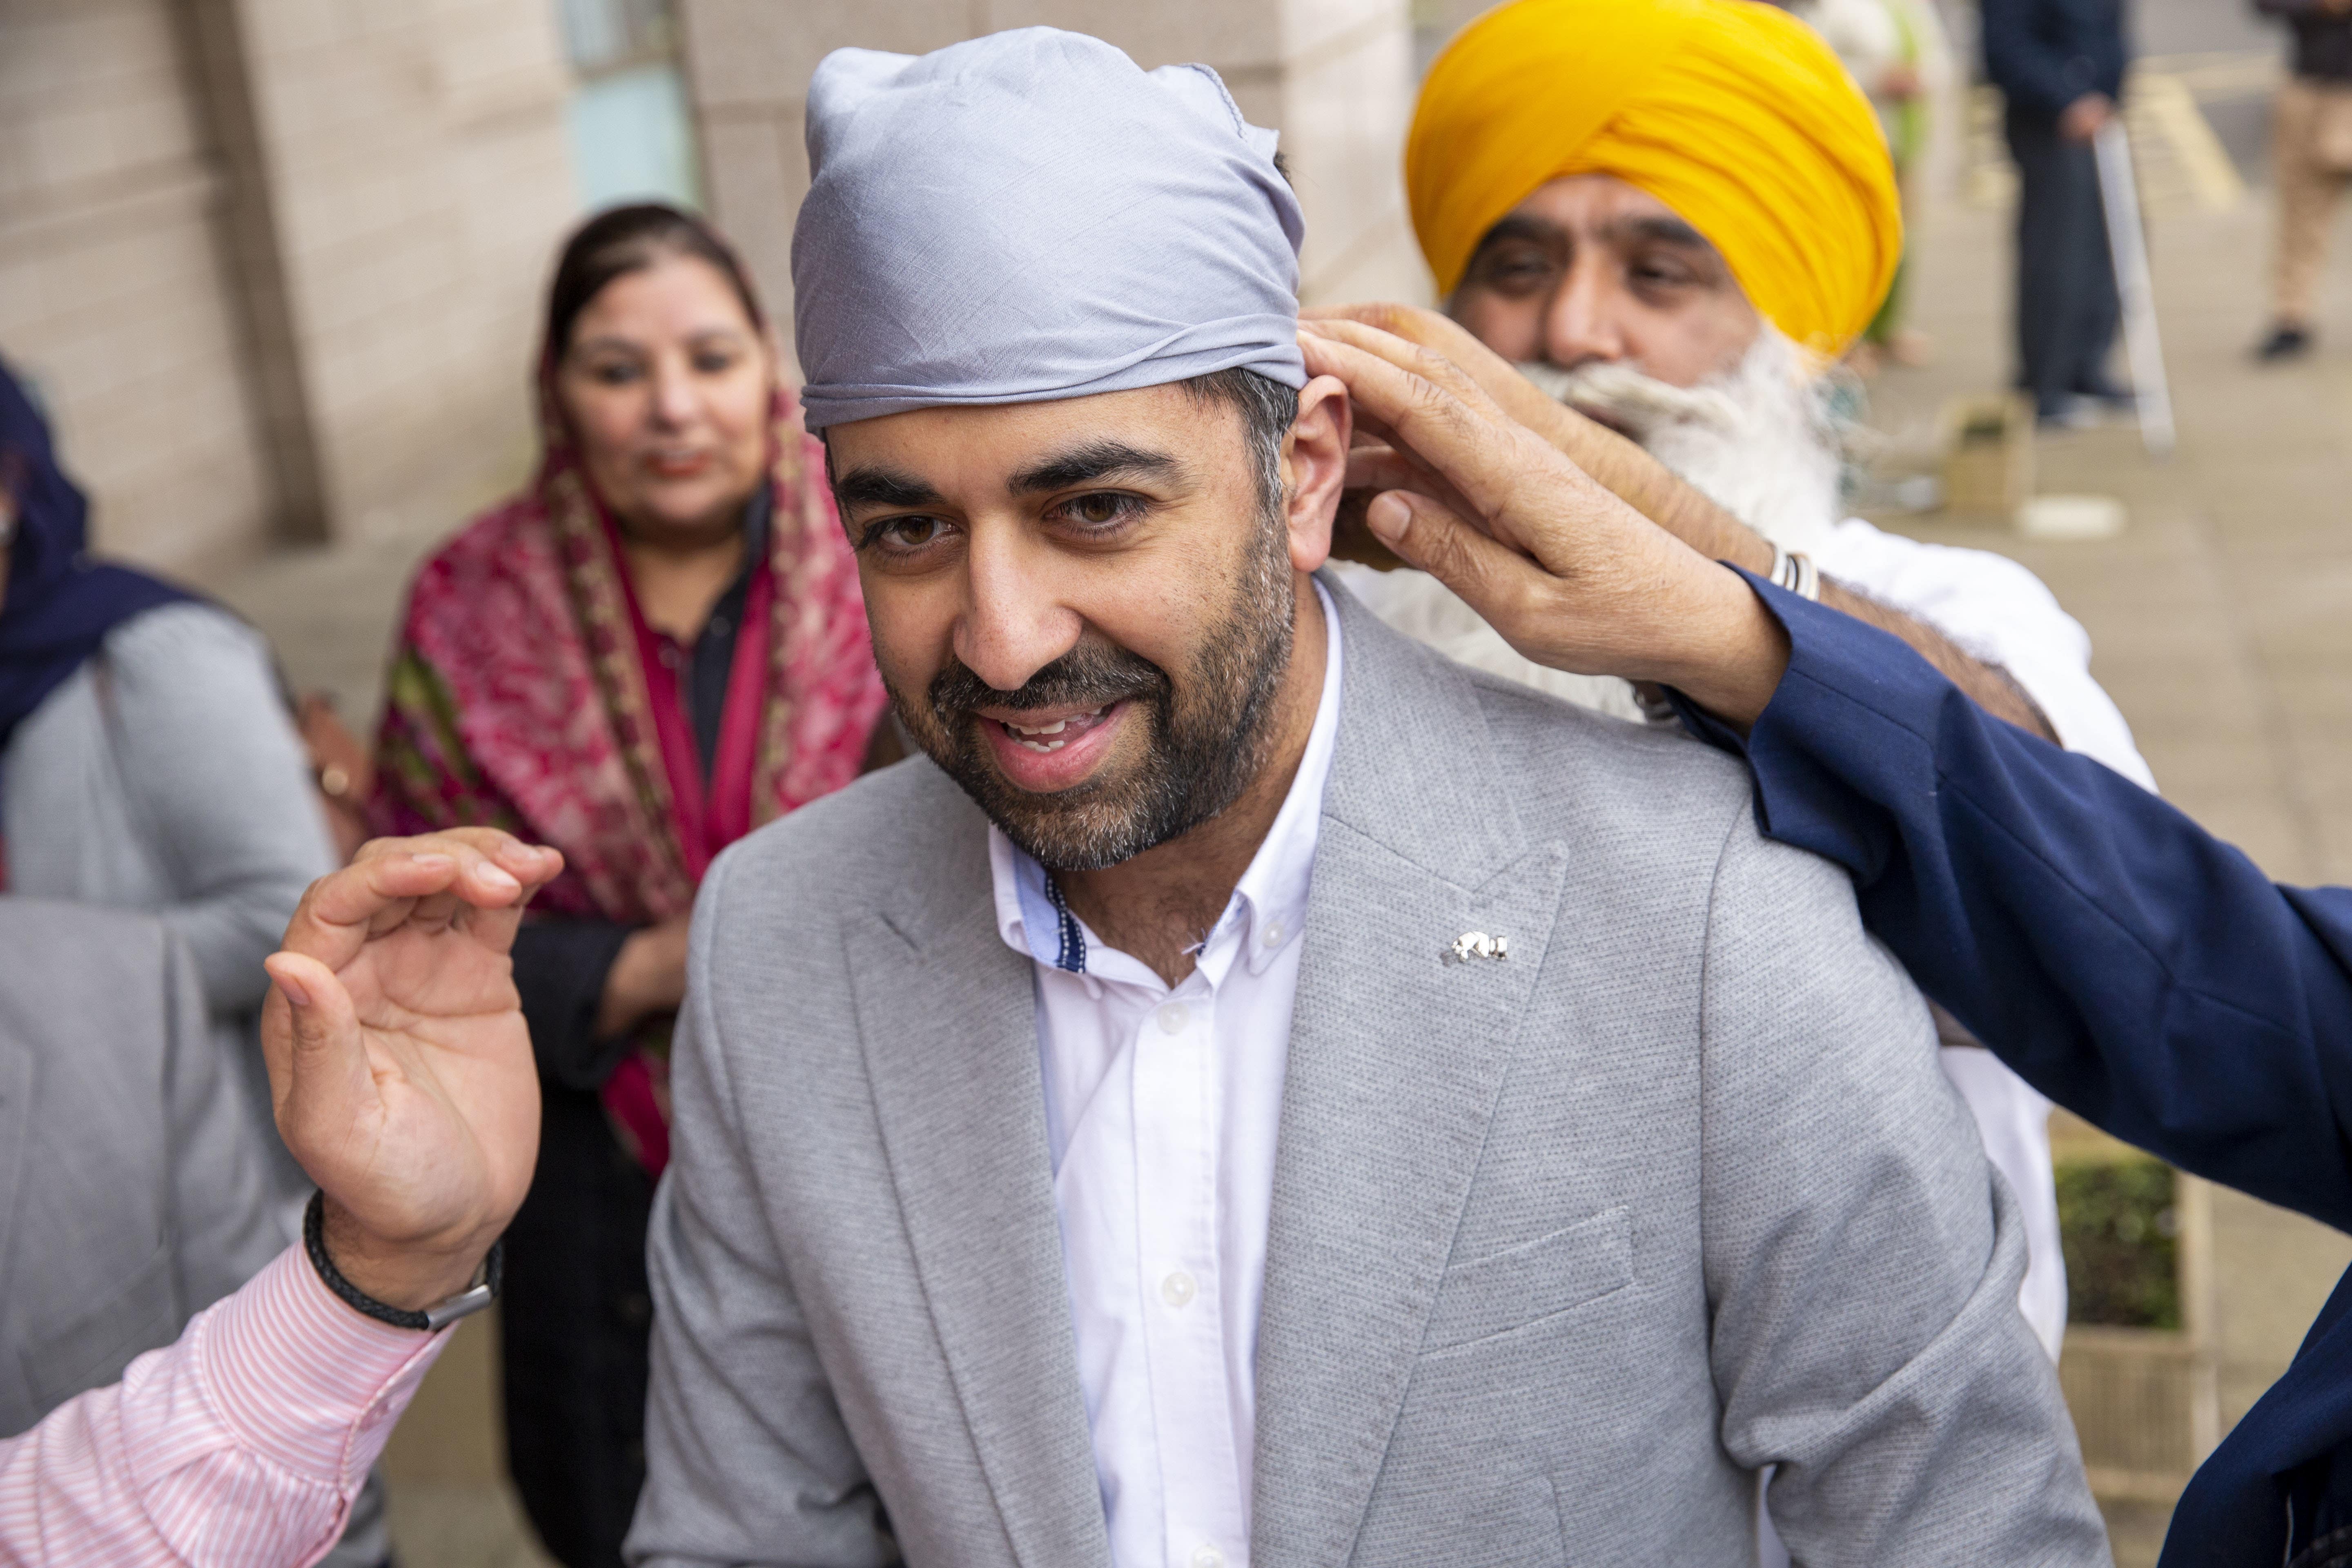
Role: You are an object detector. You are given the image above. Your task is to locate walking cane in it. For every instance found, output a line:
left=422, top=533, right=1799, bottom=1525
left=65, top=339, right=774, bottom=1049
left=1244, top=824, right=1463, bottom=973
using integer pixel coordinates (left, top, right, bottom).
left=2093, top=116, right=2176, bottom=459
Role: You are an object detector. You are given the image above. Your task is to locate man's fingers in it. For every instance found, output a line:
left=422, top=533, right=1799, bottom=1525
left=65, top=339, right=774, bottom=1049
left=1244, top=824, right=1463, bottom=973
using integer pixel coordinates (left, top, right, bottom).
left=1303, top=316, right=1506, bottom=420
left=1305, top=303, right=1503, bottom=382
left=261, top=951, right=375, bottom=1145
left=455, top=887, right=534, bottom=955
left=1364, top=488, right=1542, bottom=621
left=1346, top=446, right=1490, bottom=539
left=1302, top=301, right=1418, bottom=337
left=1305, top=312, right=1628, bottom=473
left=1298, top=330, right=1526, bottom=525
left=1298, top=329, right=1496, bottom=472
left=292, top=833, right=559, bottom=963
left=358, top=830, right=563, bottom=897
left=283, top=852, right=452, bottom=969
left=1300, top=303, right=1472, bottom=361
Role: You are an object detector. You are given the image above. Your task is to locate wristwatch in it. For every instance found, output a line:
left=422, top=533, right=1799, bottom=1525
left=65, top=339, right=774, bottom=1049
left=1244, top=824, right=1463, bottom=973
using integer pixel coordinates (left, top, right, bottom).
left=303, top=1189, right=503, bottom=1332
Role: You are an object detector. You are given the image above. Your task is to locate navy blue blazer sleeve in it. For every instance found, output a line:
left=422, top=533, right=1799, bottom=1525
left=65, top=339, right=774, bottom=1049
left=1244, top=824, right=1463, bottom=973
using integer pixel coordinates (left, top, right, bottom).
left=1681, top=571, right=2352, bottom=1234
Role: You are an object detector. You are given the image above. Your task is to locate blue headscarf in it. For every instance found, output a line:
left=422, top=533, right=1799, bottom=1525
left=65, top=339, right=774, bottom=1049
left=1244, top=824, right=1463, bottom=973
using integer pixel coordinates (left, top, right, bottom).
left=0, top=358, right=194, bottom=749
left=791, top=28, right=1307, bottom=430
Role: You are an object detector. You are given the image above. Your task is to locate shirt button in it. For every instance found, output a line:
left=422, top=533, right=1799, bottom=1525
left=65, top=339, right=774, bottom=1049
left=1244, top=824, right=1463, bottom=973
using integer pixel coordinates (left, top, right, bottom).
left=1262, top=921, right=1284, bottom=948
left=1191, top=1547, right=1225, bottom=1568
left=1155, top=1002, right=1189, bottom=1035
left=1161, top=1270, right=1198, bottom=1308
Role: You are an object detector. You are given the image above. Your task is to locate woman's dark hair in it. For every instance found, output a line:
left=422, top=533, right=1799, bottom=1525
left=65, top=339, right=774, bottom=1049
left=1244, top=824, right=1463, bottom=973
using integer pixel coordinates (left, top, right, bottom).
left=544, top=202, right=767, bottom=361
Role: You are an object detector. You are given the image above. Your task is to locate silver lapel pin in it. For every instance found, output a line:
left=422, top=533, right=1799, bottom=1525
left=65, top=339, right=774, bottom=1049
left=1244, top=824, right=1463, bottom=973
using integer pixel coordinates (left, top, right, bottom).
left=1448, top=931, right=1508, bottom=965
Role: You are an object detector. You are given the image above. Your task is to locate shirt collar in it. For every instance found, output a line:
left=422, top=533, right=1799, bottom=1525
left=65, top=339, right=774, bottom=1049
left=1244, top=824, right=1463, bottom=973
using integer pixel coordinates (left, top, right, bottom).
left=989, top=578, right=1345, bottom=981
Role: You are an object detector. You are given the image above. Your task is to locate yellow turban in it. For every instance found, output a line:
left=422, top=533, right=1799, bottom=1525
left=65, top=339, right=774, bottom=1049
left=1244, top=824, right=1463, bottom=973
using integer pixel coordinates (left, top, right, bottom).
left=1407, top=0, right=1902, bottom=359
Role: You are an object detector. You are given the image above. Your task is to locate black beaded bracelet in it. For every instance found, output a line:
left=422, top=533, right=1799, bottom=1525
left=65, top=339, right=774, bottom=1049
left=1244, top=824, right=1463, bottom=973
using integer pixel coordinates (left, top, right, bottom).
left=302, top=1190, right=503, bottom=1332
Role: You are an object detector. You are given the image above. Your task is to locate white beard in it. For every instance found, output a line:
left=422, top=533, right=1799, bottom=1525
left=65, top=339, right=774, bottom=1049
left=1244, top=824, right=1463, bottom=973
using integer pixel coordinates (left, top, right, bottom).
left=1514, top=326, right=1847, bottom=557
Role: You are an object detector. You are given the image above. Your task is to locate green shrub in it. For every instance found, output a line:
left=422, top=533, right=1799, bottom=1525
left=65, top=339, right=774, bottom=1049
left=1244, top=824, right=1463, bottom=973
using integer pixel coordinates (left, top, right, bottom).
left=2056, top=1157, right=2180, bottom=1329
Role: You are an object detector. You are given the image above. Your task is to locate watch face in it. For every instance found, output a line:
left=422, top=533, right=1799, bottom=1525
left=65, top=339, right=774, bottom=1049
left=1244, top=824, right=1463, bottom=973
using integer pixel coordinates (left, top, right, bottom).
left=423, top=1282, right=499, bottom=1332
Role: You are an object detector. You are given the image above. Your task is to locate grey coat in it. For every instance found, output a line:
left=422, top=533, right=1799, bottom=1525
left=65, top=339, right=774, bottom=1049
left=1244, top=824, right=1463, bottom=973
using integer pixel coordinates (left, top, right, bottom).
left=628, top=582, right=2107, bottom=1568
left=0, top=900, right=283, bottom=1436
left=2, top=601, right=337, bottom=1209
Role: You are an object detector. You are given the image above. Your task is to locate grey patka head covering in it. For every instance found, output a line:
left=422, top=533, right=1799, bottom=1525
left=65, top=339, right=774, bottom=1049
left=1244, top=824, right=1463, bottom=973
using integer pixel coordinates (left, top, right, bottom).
left=791, top=27, right=1307, bottom=431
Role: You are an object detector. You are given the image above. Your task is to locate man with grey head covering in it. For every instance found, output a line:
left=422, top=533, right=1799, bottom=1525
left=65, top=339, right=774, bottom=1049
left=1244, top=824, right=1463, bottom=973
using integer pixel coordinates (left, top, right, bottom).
left=790, top=29, right=1306, bottom=422
left=627, top=26, right=2103, bottom=1568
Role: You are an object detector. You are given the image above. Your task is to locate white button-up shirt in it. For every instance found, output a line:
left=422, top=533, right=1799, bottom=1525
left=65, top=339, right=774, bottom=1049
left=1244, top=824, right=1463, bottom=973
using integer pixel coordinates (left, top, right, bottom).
left=988, top=583, right=1344, bottom=1568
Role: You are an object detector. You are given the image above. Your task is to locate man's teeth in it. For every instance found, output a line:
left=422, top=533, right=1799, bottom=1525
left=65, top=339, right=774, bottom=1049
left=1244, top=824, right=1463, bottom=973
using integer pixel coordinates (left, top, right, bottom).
left=1003, top=705, right=1107, bottom=753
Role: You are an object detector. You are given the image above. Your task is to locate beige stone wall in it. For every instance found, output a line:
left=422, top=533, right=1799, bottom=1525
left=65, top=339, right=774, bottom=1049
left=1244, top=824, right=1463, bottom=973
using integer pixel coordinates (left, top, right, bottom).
left=677, top=0, right=1432, bottom=373
left=0, top=0, right=279, bottom=570
left=209, top=0, right=580, bottom=545
left=2205, top=1186, right=2352, bottom=1433
left=1, top=0, right=581, bottom=570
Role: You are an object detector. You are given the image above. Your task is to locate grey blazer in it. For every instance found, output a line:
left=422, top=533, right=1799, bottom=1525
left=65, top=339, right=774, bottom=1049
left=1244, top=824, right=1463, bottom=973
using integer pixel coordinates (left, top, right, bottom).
left=0, top=899, right=283, bottom=1436
left=629, top=583, right=2107, bottom=1568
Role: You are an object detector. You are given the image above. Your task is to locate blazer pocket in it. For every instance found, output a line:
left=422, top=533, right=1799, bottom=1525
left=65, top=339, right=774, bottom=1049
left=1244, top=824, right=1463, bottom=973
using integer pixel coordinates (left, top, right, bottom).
left=1424, top=1205, right=1633, bottom=1352
left=24, top=1243, right=180, bottom=1415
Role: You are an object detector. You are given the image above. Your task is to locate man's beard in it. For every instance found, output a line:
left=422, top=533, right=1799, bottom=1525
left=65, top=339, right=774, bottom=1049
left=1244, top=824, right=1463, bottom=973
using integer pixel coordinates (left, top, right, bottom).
left=888, top=510, right=1297, bottom=872
left=1516, top=325, right=1850, bottom=555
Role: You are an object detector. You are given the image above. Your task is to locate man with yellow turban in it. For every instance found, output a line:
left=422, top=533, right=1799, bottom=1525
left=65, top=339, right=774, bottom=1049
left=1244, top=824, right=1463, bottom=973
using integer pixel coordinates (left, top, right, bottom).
left=1332, top=0, right=2155, bottom=1406
left=1410, top=0, right=1900, bottom=366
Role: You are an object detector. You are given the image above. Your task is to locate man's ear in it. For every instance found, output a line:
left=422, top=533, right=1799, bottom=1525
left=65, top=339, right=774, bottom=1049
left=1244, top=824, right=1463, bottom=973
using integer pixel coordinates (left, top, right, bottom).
left=1281, top=374, right=1352, bottom=574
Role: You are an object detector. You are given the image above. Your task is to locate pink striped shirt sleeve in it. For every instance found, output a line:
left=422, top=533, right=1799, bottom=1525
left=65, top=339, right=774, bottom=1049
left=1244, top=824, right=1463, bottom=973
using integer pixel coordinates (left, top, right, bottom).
left=0, top=1243, right=453, bottom=1568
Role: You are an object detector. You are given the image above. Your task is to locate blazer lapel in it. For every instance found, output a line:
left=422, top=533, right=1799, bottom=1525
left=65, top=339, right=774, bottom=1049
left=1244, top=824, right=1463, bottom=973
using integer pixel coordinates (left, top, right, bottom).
left=1251, top=585, right=1571, bottom=1568
left=848, top=798, right=1111, bottom=1568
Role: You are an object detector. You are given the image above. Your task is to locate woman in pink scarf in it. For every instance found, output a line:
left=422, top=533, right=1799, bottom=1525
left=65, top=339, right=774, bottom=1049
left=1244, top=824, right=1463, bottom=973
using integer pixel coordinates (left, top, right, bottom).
left=371, top=204, right=887, bottom=1568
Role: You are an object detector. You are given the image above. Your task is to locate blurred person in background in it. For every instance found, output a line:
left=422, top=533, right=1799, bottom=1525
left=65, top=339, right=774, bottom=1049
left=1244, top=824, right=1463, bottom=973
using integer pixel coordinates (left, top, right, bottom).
left=370, top=203, right=888, bottom=1568
left=1347, top=0, right=2152, bottom=1443
left=0, top=359, right=394, bottom=1565
left=0, top=359, right=335, bottom=1173
left=2253, top=0, right=2352, bottom=362
left=0, top=902, right=281, bottom=1507
left=1981, top=0, right=2132, bottom=426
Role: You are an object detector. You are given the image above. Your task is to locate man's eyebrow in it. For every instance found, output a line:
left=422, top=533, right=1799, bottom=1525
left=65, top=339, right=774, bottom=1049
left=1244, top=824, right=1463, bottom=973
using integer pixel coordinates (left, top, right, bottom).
left=832, top=466, right=946, bottom=511
left=1007, top=441, right=1183, bottom=496
left=1604, top=214, right=1715, bottom=251
left=1469, top=214, right=1565, bottom=256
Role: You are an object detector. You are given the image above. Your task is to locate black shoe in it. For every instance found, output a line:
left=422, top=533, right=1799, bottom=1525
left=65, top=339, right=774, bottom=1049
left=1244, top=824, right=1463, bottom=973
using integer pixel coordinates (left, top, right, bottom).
left=2073, top=375, right=2137, bottom=409
left=2256, top=324, right=2314, bottom=362
left=2036, top=396, right=2102, bottom=432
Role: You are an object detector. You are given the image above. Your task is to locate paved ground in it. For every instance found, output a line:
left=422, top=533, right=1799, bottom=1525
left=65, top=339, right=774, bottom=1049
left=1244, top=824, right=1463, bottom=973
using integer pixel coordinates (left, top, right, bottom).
left=1851, top=41, right=2352, bottom=1562
left=194, top=25, right=2352, bottom=1564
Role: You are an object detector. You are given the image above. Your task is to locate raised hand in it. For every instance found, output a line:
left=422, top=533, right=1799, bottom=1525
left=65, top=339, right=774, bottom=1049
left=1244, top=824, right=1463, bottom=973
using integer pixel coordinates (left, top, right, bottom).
left=1301, top=301, right=1773, bottom=572
left=1297, top=314, right=1789, bottom=724
left=261, top=830, right=564, bottom=1310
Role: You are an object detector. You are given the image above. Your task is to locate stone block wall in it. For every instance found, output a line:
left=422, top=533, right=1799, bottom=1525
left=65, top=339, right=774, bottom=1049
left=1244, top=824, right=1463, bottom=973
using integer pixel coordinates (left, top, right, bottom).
left=1, top=0, right=581, bottom=570
left=190, top=0, right=580, bottom=545
left=676, top=0, right=1432, bottom=371
left=0, top=0, right=279, bottom=568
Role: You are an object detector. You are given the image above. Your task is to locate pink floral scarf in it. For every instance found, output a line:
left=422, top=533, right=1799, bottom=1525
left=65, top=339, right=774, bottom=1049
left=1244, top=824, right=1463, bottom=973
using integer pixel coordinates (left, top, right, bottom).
left=371, top=381, right=884, bottom=1176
